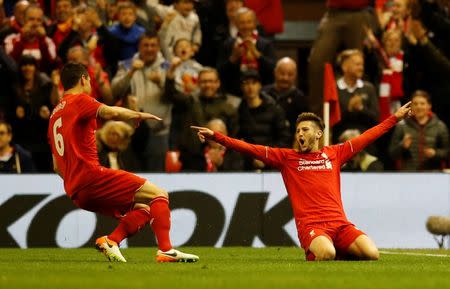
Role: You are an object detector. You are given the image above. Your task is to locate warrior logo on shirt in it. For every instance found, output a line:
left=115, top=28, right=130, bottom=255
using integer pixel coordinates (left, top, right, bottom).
left=297, top=152, right=332, bottom=171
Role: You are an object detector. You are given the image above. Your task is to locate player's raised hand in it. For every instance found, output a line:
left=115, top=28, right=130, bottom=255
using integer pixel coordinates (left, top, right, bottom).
left=190, top=126, right=214, bottom=143
left=394, top=101, right=413, bottom=120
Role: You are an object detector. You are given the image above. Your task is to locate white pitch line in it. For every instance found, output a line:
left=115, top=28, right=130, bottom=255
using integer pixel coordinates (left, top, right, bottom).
left=379, top=251, right=450, bottom=258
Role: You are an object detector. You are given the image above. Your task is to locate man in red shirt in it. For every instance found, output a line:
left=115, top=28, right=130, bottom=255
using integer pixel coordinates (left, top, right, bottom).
left=4, top=4, right=56, bottom=73
left=192, top=102, right=412, bottom=261
left=48, top=62, right=198, bottom=263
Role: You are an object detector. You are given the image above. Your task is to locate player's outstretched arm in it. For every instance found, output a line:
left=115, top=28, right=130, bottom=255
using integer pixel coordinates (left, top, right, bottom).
left=340, top=102, right=412, bottom=162
left=98, top=105, right=162, bottom=127
left=190, top=126, right=285, bottom=168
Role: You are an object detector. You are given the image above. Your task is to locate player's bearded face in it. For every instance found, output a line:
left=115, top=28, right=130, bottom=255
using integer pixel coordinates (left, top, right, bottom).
left=295, top=121, right=320, bottom=153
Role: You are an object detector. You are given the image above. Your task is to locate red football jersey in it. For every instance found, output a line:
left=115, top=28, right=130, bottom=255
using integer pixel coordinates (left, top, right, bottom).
left=212, top=115, right=398, bottom=230
left=48, top=93, right=103, bottom=198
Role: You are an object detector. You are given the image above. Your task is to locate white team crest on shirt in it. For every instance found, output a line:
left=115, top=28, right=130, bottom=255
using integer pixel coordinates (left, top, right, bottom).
left=321, top=153, right=332, bottom=169
left=309, top=230, right=315, bottom=237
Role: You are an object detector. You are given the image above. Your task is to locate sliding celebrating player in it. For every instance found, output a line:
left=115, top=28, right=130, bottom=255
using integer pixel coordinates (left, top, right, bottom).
left=48, top=63, right=198, bottom=263
left=192, top=103, right=412, bottom=261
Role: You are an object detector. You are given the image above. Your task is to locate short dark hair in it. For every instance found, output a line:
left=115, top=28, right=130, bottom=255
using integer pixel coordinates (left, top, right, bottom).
left=295, top=112, right=325, bottom=131
left=0, top=120, right=12, bottom=134
left=60, top=62, right=89, bottom=90
left=117, top=1, right=136, bottom=13
left=18, top=54, right=39, bottom=70
left=240, top=69, right=261, bottom=83
left=411, top=90, right=431, bottom=104
left=198, top=67, right=219, bottom=79
left=139, top=30, right=159, bottom=43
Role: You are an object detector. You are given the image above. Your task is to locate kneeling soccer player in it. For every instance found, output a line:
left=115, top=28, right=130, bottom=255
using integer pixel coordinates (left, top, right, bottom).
left=192, top=103, right=412, bottom=261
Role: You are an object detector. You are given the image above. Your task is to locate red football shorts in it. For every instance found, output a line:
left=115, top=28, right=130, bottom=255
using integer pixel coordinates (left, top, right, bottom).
left=72, top=167, right=146, bottom=218
left=298, top=221, right=366, bottom=258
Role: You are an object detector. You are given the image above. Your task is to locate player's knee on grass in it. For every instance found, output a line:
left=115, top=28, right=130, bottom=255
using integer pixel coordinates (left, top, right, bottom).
left=314, top=247, right=336, bottom=261
left=361, top=247, right=379, bottom=261
left=309, top=235, right=336, bottom=261
left=348, top=235, right=380, bottom=261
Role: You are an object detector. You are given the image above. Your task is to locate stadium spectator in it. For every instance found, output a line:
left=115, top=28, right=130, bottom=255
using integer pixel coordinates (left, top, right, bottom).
left=47, top=0, right=74, bottom=54
left=66, top=46, right=113, bottom=104
left=57, top=7, right=107, bottom=66
left=333, top=49, right=380, bottom=142
left=403, top=1, right=450, bottom=129
left=218, top=7, right=275, bottom=96
left=96, top=120, right=139, bottom=171
left=157, top=0, right=202, bottom=61
left=108, top=2, right=145, bottom=62
left=381, top=0, right=411, bottom=31
left=405, top=19, right=450, bottom=74
left=366, top=28, right=405, bottom=120
left=87, top=5, right=123, bottom=77
left=111, top=31, right=169, bottom=171
left=164, top=65, right=239, bottom=171
left=171, top=38, right=203, bottom=95
left=4, top=4, right=56, bottom=73
left=389, top=90, right=449, bottom=171
left=0, top=120, right=35, bottom=173
left=374, top=0, right=390, bottom=28
left=203, top=118, right=243, bottom=172
left=307, top=0, right=374, bottom=115
left=133, top=0, right=160, bottom=33
left=262, top=57, right=309, bottom=137
left=414, top=0, right=450, bottom=54
left=238, top=69, right=290, bottom=171
left=192, top=102, right=413, bottom=261
left=0, top=47, right=18, bottom=121
left=48, top=62, right=198, bottom=263
left=0, top=0, right=29, bottom=43
left=214, top=0, right=244, bottom=44
left=339, top=129, right=384, bottom=172
left=10, top=55, right=54, bottom=172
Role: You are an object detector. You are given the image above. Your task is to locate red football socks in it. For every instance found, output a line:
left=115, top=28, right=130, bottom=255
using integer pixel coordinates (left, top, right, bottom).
left=108, top=208, right=151, bottom=244
left=149, top=197, right=172, bottom=251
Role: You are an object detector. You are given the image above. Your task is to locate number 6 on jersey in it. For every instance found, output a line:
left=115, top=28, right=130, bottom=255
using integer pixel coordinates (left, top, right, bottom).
left=53, top=117, right=64, bottom=156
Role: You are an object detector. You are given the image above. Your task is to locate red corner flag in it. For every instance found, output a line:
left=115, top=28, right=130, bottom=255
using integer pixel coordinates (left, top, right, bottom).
left=245, top=0, right=284, bottom=34
left=323, top=63, right=341, bottom=127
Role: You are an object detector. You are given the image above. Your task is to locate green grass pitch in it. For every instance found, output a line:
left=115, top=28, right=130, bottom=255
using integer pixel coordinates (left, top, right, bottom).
left=1, top=247, right=450, bottom=289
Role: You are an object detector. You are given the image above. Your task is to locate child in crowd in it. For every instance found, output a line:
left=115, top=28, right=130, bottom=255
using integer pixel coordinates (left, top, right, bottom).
left=108, top=1, right=145, bottom=61
left=171, top=38, right=202, bottom=95
left=157, top=0, right=201, bottom=60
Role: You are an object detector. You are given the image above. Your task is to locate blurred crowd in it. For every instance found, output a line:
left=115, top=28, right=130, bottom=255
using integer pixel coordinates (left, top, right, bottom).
left=0, top=0, right=448, bottom=173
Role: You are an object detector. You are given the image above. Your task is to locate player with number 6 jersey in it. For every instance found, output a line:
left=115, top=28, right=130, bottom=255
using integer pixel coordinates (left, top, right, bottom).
left=48, top=62, right=198, bottom=263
